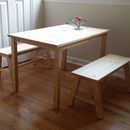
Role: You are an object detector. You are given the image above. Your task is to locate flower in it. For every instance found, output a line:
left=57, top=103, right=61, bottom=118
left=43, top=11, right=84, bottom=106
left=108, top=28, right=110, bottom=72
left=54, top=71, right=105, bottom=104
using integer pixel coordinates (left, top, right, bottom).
left=76, top=16, right=82, bottom=21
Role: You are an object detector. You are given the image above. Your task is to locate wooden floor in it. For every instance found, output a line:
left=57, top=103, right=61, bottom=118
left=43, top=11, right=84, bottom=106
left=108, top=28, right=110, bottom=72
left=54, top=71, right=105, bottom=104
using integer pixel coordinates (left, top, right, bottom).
left=0, top=59, right=130, bottom=130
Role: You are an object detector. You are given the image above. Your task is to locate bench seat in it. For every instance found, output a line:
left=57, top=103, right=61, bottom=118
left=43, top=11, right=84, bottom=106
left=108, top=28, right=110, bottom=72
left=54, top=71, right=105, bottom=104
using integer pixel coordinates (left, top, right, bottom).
left=69, top=54, right=130, bottom=119
left=0, top=43, right=39, bottom=56
left=72, top=54, right=130, bottom=81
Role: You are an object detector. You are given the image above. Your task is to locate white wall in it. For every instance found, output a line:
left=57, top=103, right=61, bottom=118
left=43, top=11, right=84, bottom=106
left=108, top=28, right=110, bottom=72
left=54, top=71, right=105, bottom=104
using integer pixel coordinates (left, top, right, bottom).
left=31, top=0, right=44, bottom=29
left=43, top=0, right=130, bottom=61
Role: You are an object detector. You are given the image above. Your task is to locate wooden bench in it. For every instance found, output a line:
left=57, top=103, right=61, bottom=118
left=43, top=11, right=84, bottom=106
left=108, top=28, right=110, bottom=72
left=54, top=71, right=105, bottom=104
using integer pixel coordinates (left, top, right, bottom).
left=69, top=54, right=130, bottom=119
left=0, top=43, right=51, bottom=82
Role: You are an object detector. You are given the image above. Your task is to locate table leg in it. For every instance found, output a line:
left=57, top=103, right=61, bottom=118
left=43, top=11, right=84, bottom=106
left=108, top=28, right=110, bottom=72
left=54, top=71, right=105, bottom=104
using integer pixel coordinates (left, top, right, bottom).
left=11, top=38, right=19, bottom=92
left=53, top=48, right=63, bottom=110
left=100, top=33, right=107, bottom=57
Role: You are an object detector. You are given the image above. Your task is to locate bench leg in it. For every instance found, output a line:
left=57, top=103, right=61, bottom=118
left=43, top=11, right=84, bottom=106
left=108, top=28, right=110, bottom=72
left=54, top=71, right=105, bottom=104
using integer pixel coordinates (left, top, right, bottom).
left=92, top=80, right=103, bottom=119
left=69, top=76, right=80, bottom=107
left=124, top=63, right=130, bottom=92
left=7, top=56, right=13, bottom=83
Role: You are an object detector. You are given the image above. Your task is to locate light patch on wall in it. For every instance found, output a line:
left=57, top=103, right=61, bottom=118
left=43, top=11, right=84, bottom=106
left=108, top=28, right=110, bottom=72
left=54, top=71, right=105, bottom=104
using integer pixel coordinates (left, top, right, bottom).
left=44, top=0, right=130, bottom=6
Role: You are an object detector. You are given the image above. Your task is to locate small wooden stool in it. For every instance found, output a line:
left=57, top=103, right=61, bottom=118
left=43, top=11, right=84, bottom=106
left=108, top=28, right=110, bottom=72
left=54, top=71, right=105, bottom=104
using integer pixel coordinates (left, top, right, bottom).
left=0, top=43, right=51, bottom=82
left=69, top=54, right=130, bottom=119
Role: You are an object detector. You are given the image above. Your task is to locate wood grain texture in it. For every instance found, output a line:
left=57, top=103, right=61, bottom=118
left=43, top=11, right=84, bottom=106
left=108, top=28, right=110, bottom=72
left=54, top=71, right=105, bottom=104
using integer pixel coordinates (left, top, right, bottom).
left=8, top=24, right=109, bottom=47
left=0, top=43, right=39, bottom=56
left=72, top=54, right=130, bottom=81
left=0, top=60, right=130, bottom=130
left=71, top=54, right=130, bottom=119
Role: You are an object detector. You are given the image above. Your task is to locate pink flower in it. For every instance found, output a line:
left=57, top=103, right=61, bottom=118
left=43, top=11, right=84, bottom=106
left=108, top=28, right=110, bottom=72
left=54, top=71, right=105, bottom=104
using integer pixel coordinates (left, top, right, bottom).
left=76, top=16, right=82, bottom=21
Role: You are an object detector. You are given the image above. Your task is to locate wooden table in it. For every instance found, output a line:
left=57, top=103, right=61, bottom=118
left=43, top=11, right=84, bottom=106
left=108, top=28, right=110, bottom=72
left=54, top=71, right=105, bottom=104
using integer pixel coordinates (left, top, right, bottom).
left=8, top=24, right=109, bottom=110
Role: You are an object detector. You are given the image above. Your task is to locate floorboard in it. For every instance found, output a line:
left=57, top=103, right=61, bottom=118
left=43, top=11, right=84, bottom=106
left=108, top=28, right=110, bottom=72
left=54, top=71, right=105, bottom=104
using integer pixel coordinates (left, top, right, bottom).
left=0, top=59, right=130, bottom=130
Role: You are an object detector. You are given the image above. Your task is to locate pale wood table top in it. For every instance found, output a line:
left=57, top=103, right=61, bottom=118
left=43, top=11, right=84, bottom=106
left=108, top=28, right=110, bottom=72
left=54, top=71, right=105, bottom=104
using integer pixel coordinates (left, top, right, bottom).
left=9, top=24, right=109, bottom=48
